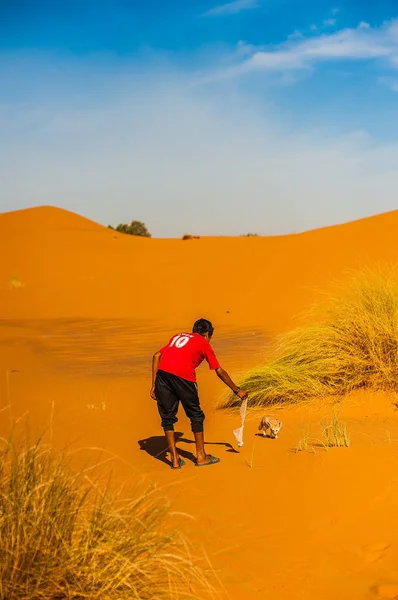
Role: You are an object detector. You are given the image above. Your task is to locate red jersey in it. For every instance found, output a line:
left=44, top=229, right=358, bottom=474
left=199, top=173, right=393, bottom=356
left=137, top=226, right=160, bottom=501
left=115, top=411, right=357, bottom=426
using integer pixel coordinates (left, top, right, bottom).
left=157, top=332, right=220, bottom=382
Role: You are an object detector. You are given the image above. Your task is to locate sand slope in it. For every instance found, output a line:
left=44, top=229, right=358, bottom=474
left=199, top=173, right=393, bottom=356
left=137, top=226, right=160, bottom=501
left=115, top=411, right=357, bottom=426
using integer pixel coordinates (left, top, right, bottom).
left=2, top=206, right=398, bottom=600
left=2, top=206, right=398, bottom=327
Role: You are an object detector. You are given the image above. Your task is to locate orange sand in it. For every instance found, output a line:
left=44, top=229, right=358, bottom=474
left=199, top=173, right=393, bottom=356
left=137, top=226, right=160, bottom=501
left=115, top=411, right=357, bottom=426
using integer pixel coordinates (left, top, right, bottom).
left=2, top=205, right=398, bottom=599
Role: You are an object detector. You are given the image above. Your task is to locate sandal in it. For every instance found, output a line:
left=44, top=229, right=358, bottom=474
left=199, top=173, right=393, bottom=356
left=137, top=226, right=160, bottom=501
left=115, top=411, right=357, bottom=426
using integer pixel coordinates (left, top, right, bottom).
left=195, top=454, right=220, bottom=467
left=171, top=458, right=185, bottom=470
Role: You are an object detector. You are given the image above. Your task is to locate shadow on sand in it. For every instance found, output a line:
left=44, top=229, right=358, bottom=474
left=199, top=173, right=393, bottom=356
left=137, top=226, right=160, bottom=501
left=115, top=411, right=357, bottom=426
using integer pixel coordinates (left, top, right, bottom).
left=138, top=432, right=238, bottom=467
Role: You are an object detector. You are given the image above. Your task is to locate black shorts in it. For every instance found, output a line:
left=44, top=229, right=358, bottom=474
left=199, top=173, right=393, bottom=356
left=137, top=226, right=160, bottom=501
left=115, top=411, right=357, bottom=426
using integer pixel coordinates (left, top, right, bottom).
left=155, top=369, right=205, bottom=433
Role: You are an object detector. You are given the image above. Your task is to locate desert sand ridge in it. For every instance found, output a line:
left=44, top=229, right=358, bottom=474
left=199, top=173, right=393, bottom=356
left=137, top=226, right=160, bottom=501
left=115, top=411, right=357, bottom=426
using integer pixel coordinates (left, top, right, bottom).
left=0, top=205, right=107, bottom=231
left=1, top=204, right=398, bottom=236
left=1, top=206, right=398, bottom=325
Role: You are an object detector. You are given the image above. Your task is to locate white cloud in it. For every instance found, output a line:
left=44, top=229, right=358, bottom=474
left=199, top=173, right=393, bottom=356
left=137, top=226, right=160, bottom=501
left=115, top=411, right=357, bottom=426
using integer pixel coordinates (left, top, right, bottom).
left=331, top=7, right=340, bottom=15
left=323, top=18, right=337, bottom=27
left=298, top=29, right=388, bottom=59
left=1, top=54, right=398, bottom=237
left=236, top=40, right=256, bottom=57
left=214, top=20, right=398, bottom=79
left=203, top=0, right=259, bottom=17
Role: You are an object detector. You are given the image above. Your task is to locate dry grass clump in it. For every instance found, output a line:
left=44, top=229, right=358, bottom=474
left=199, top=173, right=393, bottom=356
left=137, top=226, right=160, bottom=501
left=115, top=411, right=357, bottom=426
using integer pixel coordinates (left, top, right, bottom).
left=0, top=435, right=213, bottom=600
left=322, top=414, right=350, bottom=448
left=294, top=428, right=312, bottom=453
left=294, top=415, right=350, bottom=452
left=222, top=268, right=398, bottom=408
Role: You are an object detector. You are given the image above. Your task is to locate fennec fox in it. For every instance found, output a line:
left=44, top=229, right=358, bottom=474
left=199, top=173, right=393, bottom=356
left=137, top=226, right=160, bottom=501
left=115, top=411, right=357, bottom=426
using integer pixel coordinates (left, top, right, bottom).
left=258, top=416, right=282, bottom=439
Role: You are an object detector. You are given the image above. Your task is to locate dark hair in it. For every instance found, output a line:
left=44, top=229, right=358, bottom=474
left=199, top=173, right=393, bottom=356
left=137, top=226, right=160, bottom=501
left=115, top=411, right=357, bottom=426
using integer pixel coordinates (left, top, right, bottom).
left=192, top=318, right=214, bottom=337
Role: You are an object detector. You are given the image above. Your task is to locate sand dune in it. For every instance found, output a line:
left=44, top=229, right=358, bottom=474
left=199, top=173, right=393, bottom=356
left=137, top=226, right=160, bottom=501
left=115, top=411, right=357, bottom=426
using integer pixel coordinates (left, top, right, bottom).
left=2, top=206, right=398, bottom=327
left=2, top=206, right=398, bottom=599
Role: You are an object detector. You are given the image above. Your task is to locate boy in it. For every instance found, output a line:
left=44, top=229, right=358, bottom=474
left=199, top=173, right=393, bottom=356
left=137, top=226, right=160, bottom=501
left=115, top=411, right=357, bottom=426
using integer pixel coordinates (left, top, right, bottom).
left=151, top=318, right=248, bottom=469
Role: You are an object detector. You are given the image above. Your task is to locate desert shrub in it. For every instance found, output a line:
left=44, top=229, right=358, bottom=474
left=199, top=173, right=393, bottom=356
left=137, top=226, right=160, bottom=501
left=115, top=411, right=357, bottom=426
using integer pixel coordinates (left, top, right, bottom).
left=182, top=234, right=200, bottom=240
left=109, top=221, right=151, bottom=237
left=241, top=233, right=259, bottom=237
left=221, top=268, right=398, bottom=408
left=0, top=436, right=212, bottom=600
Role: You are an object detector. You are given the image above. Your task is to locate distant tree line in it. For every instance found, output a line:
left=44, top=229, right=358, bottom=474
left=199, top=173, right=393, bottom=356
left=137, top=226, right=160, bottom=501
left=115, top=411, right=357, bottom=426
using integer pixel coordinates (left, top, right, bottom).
left=108, top=220, right=259, bottom=239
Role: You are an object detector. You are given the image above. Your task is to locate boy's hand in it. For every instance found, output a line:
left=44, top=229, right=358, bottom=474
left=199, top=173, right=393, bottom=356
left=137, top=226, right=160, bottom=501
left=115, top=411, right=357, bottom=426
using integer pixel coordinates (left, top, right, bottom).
left=150, top=385, right=156, bottom=400
left=236, top=389, right=248, bottom=401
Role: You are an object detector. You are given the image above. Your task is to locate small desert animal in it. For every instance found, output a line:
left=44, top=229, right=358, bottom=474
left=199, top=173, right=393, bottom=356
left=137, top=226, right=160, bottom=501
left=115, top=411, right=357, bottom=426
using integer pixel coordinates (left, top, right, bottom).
left=258, top=415, right=282, bottom=439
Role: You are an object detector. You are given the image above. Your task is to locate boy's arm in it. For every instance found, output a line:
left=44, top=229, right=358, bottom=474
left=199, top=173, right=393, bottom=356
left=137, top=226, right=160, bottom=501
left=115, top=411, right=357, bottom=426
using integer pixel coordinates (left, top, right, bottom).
left=150, top=352, right=162, bottom=400
left=215, top=367, right=248, bottom=400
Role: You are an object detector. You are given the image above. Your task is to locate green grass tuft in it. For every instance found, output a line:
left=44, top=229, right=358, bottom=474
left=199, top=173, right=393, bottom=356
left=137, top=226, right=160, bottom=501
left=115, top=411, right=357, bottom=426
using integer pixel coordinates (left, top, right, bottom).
left=221, top=268, right=398, bottom=408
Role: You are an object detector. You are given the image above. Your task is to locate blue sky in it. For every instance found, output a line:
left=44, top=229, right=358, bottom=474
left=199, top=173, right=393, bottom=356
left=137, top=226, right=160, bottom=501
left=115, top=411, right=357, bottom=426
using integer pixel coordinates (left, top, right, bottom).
left=1, top=0, right=398, bottom=236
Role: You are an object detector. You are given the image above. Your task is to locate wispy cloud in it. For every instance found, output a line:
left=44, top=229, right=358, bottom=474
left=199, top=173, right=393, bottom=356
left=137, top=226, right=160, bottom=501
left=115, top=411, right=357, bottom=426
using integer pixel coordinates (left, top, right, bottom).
left=331, top=7, right=340, bottom=15
left=379, top=76, right=398, bottom=92
left=2, top=63, right=398, bottom=237
left=203, top=0, right=259, bottom=17
left=323, top=18, right=337, bottom=27
left=1, top=52, right=398, bottom=237
left=288, top=30, right=304, bottom=41
left=214, top=20, right=398, bottom=79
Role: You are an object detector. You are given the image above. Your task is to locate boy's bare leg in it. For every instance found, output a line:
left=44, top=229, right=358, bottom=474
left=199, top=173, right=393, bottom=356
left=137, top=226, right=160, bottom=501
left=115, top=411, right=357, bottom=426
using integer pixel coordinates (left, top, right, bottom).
left=164, top=430, right=180, bottom=468
left=194, top=431, right=212, bottom=465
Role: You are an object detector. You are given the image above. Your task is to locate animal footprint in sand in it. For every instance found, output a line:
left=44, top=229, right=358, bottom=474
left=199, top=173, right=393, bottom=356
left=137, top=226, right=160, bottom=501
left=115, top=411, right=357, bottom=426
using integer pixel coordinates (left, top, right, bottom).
left=359, top=542, right=391, bottom=563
